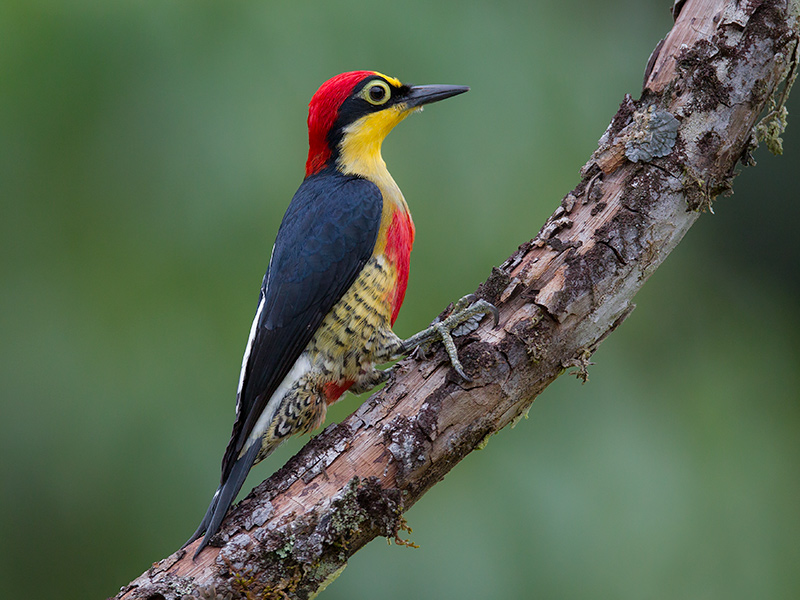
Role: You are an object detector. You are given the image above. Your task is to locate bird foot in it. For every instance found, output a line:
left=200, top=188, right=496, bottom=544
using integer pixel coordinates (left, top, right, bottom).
left=406, top=294, right=499, bottom=381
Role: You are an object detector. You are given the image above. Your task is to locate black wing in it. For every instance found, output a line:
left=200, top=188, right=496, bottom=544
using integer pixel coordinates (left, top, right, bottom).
left=221, top=169, right=383, bottom=482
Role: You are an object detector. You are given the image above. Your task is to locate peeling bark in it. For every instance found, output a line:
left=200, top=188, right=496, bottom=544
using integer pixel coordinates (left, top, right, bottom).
left=113, top=1, right=799, bottom=598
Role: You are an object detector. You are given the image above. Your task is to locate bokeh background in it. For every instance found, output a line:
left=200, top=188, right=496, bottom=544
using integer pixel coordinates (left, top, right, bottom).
left=2, top=1, right=798, bottom=598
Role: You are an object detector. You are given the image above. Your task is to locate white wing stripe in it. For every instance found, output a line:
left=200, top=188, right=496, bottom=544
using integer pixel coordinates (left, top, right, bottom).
left=236, top=295, right=265, bottom=401
left=235, top=244, right=275, bottom=405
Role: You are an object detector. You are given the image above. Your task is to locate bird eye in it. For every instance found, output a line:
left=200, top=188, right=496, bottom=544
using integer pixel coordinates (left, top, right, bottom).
left=364, top=80, right=391, bottom=105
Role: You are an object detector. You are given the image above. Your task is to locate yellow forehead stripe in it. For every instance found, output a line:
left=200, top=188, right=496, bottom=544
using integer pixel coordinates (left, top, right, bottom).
left=372, top=71, right=402, bottom=88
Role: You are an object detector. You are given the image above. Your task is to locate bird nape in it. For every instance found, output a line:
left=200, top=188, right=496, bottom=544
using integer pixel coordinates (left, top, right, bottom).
left=184, top=70, right=498, bottom=558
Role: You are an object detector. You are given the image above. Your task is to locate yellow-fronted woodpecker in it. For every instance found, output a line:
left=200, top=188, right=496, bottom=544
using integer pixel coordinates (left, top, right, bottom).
left=186, top=71, right=497, bottom=557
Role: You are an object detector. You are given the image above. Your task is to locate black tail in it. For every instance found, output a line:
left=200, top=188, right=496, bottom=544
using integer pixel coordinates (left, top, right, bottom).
left=184, top=442, right=261, bottom=558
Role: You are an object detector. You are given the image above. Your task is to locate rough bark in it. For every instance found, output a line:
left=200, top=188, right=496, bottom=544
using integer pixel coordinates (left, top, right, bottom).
left=114, top=1, right=799, bottom=598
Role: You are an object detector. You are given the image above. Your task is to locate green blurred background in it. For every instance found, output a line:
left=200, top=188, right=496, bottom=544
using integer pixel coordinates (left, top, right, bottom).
left=2, top=1, right=798, bottom=598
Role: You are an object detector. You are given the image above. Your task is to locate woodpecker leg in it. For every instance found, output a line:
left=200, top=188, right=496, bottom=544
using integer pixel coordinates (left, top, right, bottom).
left=395, top=294, right=499, bottom=381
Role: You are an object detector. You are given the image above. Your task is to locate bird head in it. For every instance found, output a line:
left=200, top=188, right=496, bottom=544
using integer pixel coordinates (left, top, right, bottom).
left=305, top=71, right=469, bottom=178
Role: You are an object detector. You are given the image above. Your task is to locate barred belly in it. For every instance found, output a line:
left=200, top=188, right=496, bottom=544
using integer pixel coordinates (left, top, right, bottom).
left=256, top=254, right=401, bottom=460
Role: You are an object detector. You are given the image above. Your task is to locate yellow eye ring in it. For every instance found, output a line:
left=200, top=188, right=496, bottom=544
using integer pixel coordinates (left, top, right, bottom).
left=363, top=80, right=391, bottom=105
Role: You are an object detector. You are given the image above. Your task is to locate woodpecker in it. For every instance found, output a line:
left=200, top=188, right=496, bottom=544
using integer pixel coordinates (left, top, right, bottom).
left=186, top=71, right=497, bottom=556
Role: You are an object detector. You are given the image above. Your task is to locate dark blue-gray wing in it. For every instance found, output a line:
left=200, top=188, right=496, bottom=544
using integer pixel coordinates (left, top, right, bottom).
left=220, top=170, right=383, bottom=482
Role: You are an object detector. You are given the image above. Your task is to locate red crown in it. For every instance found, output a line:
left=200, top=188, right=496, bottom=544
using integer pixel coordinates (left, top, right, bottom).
left=305, top=71, right=375, bottom=176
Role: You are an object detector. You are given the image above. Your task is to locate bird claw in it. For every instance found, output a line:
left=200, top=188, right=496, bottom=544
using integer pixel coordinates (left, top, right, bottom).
left=405, top=295, right=499, bottom=381
left=432, top=321, right=471, bottom=381
left=448, top=295, right=500, bottom=333
left=439, top=296, right=499, bottom=380
left=451, top=293, right=477, bottom=313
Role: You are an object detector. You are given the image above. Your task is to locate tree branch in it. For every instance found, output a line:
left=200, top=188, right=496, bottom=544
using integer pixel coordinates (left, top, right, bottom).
left=114, top=1, right=799, bottom=598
